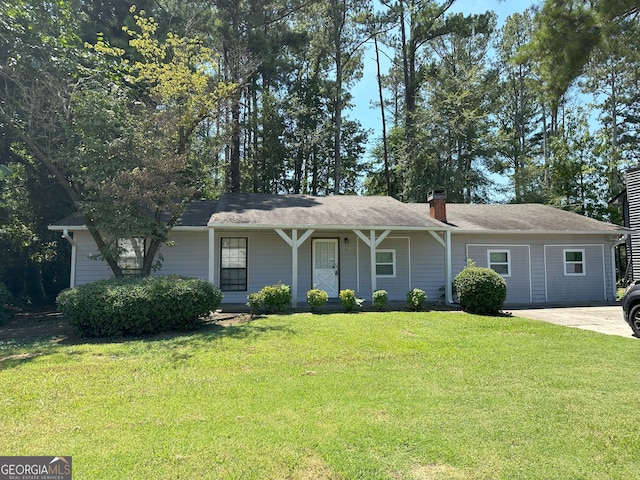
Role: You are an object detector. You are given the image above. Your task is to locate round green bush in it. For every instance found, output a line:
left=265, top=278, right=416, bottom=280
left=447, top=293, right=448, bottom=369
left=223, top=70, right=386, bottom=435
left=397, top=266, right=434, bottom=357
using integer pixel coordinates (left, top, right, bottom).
left=454, top=266, right=507, bottom=314
left=246, top=284, right=291, bottom=314
left=56, top=275, right=223, bottom=337
left=406, top=288, right=426, bottom=311
left=307, top=288, right=328, bottom=312
left=339, top=289, right=363, bottom=312
left=372, top=289, right=388, bottom=311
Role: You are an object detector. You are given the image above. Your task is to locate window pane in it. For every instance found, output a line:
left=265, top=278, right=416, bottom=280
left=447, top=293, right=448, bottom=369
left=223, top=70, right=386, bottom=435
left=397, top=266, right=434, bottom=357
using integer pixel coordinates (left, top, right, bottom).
left=492, top=264, right=509, bottom=275
left=565, top=251, right=583, bottom=262
left=118, top=238, right=145, bottom=273
left=490, top=252, right=508, bottom=263
left=220, top=238, right=247, bottom=291
left=568, top=263, right=584, bottom=274
left=376, top=265, right=394, bottom=276
left=376, top=251, right=393, bottom=264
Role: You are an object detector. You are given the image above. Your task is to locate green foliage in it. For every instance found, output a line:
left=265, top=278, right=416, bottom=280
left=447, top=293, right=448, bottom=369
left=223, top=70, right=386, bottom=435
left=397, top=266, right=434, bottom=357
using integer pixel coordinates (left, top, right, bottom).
left=339, top=289, right=363, bottom=312
left=246, top=284, right=291, bottom=314
left=406, top=288, right=427, bottom=311
left=372, top=289, right=388, bottom=311
left=56, top=276, right=222, bottom=337
left=306, top=288, right=329, bottom=312
left=0, top=282, right=11, bottom=324
left=454, top=266, right=507, bottom=314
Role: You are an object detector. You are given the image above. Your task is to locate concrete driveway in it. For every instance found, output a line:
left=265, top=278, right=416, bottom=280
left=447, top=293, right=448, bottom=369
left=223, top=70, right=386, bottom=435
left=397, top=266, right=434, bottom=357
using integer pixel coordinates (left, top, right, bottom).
left=507, top=304, right=636, bottom=338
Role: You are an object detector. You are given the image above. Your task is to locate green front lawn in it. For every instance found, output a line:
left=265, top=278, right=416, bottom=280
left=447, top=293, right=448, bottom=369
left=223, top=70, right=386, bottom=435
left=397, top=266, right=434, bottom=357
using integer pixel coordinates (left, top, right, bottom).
left=1, top=312, right=638, bottom=479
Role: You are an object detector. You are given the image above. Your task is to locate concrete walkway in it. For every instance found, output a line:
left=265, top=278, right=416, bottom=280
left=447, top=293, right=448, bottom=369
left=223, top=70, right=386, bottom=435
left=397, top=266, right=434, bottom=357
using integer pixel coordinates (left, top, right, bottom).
left=507, top=304, right=636, bottom=338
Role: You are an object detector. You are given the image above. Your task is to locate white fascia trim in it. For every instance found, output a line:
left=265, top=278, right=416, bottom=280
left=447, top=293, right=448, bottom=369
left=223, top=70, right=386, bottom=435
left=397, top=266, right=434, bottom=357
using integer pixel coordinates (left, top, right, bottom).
left=48, top=225, right=208, bottom=232
left=451, top=229, right=628, bottom=236
left=207, top=223, right=451, bottom=232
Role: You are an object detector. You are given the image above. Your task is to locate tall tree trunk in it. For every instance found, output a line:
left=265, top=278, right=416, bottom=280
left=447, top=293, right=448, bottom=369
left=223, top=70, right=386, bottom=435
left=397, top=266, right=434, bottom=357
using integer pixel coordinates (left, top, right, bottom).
left=375, top=35, right=391, bottom=196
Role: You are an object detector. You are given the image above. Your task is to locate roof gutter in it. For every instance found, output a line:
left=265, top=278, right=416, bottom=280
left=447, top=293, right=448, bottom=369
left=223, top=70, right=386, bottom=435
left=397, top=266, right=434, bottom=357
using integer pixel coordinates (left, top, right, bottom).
left=48, top=225, right=208, bottom=232
left=206, top=222, right=451, bottom=231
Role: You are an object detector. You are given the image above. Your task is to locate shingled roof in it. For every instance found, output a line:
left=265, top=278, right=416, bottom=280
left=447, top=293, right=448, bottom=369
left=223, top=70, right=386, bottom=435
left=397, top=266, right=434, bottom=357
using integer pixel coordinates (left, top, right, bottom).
left=49, top=200, right=218, bottom=230
left=444, top=203, right=627, bottom=234
left=208, top=193, right=447, bottom=229
left=49, top=195, right=627, bottom=234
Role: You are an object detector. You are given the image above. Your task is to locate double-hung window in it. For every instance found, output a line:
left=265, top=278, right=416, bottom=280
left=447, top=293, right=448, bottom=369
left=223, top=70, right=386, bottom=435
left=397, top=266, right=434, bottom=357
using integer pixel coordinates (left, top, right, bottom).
left=375, top=249, right=396, bottom=277
left=564, top=249, right=585, bottom=276
left=118, top=238, right=145, bottom=275
left=220, top=237, right=248, bottom=291
left=488, top=250, right=510, bottom=277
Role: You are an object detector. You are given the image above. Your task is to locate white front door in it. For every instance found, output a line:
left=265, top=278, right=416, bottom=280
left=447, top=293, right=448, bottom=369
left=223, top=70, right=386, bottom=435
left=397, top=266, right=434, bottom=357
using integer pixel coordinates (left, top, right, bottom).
left=313, top=239, right=339, bottom=297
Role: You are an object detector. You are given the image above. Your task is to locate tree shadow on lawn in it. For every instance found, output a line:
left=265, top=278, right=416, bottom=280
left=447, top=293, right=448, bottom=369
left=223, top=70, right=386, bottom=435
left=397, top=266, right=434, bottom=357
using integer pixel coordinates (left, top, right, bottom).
left=0, top=309, right=292, bottom=369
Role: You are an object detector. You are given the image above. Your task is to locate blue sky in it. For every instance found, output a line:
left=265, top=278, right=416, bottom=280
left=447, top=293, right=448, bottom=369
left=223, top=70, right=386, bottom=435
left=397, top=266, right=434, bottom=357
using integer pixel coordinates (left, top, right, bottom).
left=350, top=0, right=538, bottom=149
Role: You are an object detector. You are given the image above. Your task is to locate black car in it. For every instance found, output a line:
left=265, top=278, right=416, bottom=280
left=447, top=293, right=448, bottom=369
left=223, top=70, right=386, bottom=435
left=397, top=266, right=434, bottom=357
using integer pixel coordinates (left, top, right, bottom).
left=622, top=282, right=640, bottom=336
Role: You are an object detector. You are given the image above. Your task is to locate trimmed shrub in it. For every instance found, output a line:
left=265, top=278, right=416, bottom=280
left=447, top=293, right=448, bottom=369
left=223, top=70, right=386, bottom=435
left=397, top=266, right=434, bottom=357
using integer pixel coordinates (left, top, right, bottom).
left=307, top=288, right=328, bottom=312
left=372, top=289, right=388, bottom=311
left=406, top=288, right=427, bottom=311
left=246, top=284, right=291, bottom=314
left=0, top=282, right=11, bottom=324
left=454, top=266, right=507, bottom=314
left=56, top=276, right=223, bottom=337
left=339, top=289, right=363, bottom=312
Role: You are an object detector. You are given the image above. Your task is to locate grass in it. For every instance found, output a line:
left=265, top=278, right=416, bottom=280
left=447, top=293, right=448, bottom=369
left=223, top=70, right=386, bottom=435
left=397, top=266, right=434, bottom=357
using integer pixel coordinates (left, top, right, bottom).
left=1, top=312, right=639, bottom=479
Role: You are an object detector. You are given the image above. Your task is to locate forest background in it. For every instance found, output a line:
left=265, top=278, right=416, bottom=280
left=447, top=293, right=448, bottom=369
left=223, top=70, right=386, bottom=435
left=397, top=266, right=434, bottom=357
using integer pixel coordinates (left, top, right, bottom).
left=0, top=0, right=638, bottom=303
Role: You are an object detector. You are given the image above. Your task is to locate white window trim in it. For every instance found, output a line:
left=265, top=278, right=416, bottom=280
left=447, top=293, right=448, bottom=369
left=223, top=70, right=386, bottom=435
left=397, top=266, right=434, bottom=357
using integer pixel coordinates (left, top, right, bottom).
left=563, top=248, right=586, bottom=276
left=375, top=249, right=396, bottom=278
left=487, top=249, right=511, bottom=278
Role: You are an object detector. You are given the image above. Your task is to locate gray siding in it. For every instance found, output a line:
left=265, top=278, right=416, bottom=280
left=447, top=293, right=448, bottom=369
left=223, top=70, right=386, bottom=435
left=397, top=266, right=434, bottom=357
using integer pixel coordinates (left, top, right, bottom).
left=544, top=244, right=606, bottom=302
left=466, top=244, right=531, bottom=304
left=452, top=234, right=616, bottom=304
left=74, top=231, right=113, bottom=285
left=68, top=227, right=617, bottom=306
left=214, top=230, right=292, bottom=304
left=73, top=230, right=209, bottom=286
left=356, top=232, right=446, bottom=302
left=156, top=231, right=208, bottom=279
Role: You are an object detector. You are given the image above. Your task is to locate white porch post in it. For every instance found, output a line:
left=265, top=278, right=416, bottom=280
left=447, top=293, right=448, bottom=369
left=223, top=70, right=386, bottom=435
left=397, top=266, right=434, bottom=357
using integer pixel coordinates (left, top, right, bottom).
left=208, top=227, right=215, bottom=284
left=62, top=229, right=77, bottom=288
left=292, top=229, right=298, bottom=307
left=445, top=230, right=453, bottom=304
left=275, top=228, right=314, bottom=308
left=353, top=229, right=391, bottom=301
left=370, top=230, right=377, bottom=298
left=429, top=229, right=453, bottom=305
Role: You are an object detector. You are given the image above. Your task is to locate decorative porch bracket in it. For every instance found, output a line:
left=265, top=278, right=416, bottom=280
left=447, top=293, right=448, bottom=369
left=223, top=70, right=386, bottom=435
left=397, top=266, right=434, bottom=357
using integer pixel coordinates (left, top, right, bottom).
left=275, top=228, right=315, bottom=308
left=429, top=230, right=453, bottom=304
left=352, top=229, right=391, bottom=301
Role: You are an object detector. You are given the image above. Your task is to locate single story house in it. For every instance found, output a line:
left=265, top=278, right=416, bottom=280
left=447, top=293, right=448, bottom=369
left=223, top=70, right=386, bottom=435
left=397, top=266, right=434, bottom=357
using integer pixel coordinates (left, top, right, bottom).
left=49, top=191, right=629, bottom=307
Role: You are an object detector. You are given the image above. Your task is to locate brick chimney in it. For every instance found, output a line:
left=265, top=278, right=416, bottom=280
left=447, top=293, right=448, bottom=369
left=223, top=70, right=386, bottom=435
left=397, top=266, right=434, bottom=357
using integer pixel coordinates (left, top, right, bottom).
left=428, top=188, right=447, bottom=223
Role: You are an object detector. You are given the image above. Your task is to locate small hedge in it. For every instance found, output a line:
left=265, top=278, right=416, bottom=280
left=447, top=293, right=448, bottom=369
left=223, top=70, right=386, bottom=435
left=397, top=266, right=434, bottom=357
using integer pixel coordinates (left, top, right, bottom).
left=0, top=282, right=11, bottom=324
left=56, top=276, right=223, bottom=337
left=247, top=284, right=291, bottom=314
left=307, top=288, right=328, bottom=312
left=372, top=289, right=388, bottom=311
left=339, top=289, right=363, bottom=312
left=454, top=266, right=507, bottom=314
left=406, top=288, right=427, bottom=311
